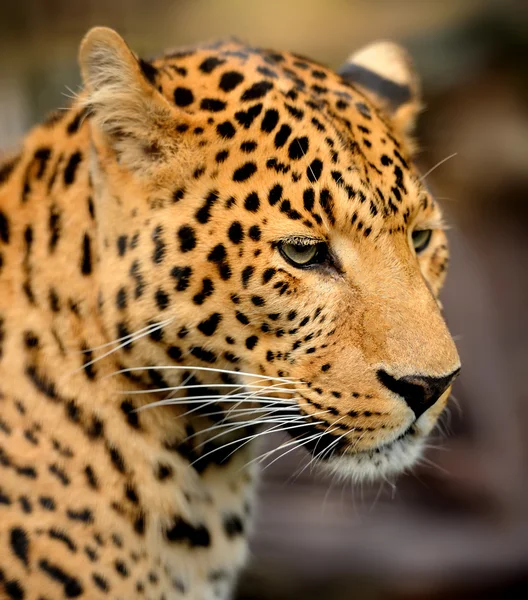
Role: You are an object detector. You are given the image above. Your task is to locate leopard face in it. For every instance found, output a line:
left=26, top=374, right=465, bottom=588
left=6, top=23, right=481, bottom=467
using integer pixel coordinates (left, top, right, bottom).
left=81, top=29, right=460, bottom=480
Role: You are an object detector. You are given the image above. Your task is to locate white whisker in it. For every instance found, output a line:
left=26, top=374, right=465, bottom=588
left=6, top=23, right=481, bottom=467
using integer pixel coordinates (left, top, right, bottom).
left=420, top=152, right=458, bottom=181
left=80, top=318, right=173, bottom=353
left=106, top=364, right=300, bottom=385
left=137, top=395, right=295, bottom=412
left=70, top=318, right=175, bottom=375
left=190, top=419, right=324, bottom=468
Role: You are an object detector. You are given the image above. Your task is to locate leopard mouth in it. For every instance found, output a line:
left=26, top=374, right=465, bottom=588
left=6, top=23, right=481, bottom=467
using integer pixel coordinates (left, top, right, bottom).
left=286, top=419, right=422, bottom=480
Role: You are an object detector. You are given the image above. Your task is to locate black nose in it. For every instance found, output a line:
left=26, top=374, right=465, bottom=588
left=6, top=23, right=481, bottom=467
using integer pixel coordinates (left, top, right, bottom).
left=377, top=368, right=460, bottom=419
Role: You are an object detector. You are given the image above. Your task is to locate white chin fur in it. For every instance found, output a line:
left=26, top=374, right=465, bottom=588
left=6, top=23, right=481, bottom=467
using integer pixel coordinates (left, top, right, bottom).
left=321, top=434, right=425, bottom=483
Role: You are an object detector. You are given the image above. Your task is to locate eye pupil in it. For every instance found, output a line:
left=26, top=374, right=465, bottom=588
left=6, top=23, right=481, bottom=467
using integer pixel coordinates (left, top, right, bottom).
left=412, top=229, right=432, bottom=253
left=279, top=241, right=327, bottom=268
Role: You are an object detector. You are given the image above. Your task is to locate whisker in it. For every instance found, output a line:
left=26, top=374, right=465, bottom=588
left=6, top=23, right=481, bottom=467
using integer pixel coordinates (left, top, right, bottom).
left=106, top=364, right=300, bottom=385
left=193, top=411, right=314, bottom=449
left=420, top=152, right=458, bottom=181
left=245, top=410, right=333, bottom=469
left=137, top=395, right=295, bottom=412
left=80, top=318, right=173, bottom=353
left=70, top=318, right=174, bottom=375
left=261, top=427, right=339, bottom=473
left=190, top=419, right=325, bottom=468
left=119, top=383, right=298, bottom=396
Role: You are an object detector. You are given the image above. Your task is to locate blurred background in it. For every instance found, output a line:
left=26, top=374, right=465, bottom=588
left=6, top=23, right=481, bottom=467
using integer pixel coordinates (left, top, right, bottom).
left=1, top=0, right=527, bottom=598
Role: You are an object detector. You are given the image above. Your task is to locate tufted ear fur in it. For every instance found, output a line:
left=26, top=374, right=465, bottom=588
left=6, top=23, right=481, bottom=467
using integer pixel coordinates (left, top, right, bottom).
left=338, top=41, right=421, bottom=139
left=79, top=27, right=177, bottom=171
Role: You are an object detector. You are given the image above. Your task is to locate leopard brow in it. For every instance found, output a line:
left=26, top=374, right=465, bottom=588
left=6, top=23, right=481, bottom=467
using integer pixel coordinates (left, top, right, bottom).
left=280, top=235, right=325, bottom=246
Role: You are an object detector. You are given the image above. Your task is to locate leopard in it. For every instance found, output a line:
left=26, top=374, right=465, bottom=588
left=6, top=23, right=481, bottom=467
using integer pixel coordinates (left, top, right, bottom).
left=0, top=26, right=461, bottom=600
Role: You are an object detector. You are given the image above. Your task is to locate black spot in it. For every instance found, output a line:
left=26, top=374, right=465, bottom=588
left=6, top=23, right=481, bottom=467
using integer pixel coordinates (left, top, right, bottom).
left=18, top=496, right=32, bottom=513
left=195, top=190, right=219, bottom=224
left=241, top=265, right=254, bottom=287
left=216, top=121, right=236, bottom=139
left=245, top=336, right=258, bottom=350
left=171, top=266, right=192, bottom=291
left=207, top=244, right=231, bottom=280
left=120, top=400, right=140, bottom=429
left=285, top=103, right=304, bottom=120
left=10, top=527, right=29, bottom=567
left=114, top=559, right=129, bottom=578
left=63, top=152, right=82, bottom=185
left=223, top=514, right=244, bottom=537
left=303, top=189, right=315, bottom=211
left=244, top=192, right=260, bottom=212
left=86, top=415, right=104, bottom=439
left=165, top=516, right=211, bottom=547
left=233, top=162, right=257, bottom=182
left=197, top=313, right=222, bottom=336
left=199, top=56, right=226, bottom=73
left=167, top=345, right=182, bottom=362
left=235, top=311, right=250, bottom=325
left=33, top=147, right=52, bottom=179
left=234, top=103, right=263, bottom=128
left=248, top=225, right=261, bottom=241
left=0, top=210, right=10, bottom=243
left=39, top=559, right=84, bottom=597
left=156, top=463, right=173, bottom=481
left=268, top=184, right=283, bottom=206
left=116, top=287, right=127, bottom=310
left=241, top=81, right=273, bottom=101
left=219, top=70, right=244, bottom=91
left=39, top=496, right=56, bottom=511
left=274, top=124, right=292, bottom=148
left=228, top=221, right=244, bottom=244
left=49, top=463, right=70, bottom=486
left=263, top=268, right=276, bottom=283
left=216, top=150, right=229, bottom=163
left=80, top=233, right=92, bottom=275
left=319, top=188, right=335, bottom=225
left=173, top=187, right=185, bottom=202
left=117, top=235, right=127, bottom=256
left=177, top=225, right=197, bottom=252
left=66, top=507, right=94, bottom=523
left=200, top=98, right=226, bottom=112
left=240, top=141, right=257, bottom=153
left=84, top=465, right=99, bottom=489
left=261, top=109, right=279, bottom=132
left=108, top=444, right=126, bottom=474
left=92, top=573, right=109, bottom=592
left=151, top=225, right=166, bottom=264
left=4, top=580, right=25, bottom=600
left=174, top=87, right=194, bottom=107
left=23, top=330, right=39, bottom=348
left=135, top=59, right=157, bottom=87
left=125, top=483, right=139, bottom=504
left=190, top=346, right=217, bottom=364
left=307, top=159, right=323, bottom=182
left=288, top=136, right=309, bottom=160
left=193, top=278, right=214, bottom=305
left=49, top=528, right=77, bottom=552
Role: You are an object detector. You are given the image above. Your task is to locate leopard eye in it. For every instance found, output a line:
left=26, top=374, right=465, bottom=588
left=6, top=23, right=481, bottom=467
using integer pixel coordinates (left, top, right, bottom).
left=412, top=229, right=432, bottom=254
left=278, top=241, right=327, bottom=268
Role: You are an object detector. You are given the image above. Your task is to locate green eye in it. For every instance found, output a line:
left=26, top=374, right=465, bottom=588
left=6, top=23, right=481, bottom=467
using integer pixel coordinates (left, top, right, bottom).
left=279, top=241, right=327, bottom=268
left=412, top=229, right=432, bottom=254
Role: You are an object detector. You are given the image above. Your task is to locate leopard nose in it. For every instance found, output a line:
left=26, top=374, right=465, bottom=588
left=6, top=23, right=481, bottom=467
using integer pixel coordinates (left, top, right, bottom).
left=377, top=368, right=460, bottom=419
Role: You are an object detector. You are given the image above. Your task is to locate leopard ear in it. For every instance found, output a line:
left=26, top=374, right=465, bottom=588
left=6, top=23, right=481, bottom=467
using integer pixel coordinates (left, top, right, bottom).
left=338, top=41, right=421, bottom=138
left=79, top=27, right=175, bottom=167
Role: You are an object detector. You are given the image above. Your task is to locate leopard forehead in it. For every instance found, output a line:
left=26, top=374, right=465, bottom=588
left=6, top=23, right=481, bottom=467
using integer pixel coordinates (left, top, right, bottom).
left=105, top=38, right=434, bottom=235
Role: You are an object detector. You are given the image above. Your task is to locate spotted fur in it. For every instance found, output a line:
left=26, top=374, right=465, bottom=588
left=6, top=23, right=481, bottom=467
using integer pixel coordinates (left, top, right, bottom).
left=0, top=28, right=460, bottom=600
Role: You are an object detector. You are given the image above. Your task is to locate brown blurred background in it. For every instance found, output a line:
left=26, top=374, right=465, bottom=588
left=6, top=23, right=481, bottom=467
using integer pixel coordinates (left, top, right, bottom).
left=1, top=1, right=527, bottom=598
